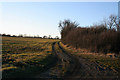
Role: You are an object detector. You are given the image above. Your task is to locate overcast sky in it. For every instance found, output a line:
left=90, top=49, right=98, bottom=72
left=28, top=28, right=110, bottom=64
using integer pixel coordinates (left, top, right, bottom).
left=1, top=2, right=118, bottom=38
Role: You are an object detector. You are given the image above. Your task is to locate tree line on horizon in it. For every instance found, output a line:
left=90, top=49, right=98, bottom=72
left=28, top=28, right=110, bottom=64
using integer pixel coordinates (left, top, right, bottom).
left=59, top=14, right=120, bottom=54
left=0, top=34, right=59, bottom=39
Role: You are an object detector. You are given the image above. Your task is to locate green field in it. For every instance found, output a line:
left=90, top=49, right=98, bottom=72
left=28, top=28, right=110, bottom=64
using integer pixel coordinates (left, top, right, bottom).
left=2, top=37, right=59, bottom=78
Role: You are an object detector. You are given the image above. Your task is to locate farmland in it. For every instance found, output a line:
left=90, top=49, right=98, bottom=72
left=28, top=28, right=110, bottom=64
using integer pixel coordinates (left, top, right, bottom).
left=1, top=36, right=119, bottom=79
left=2, top=37, right=59, bottom=78
left=1, top=2, right=120, bottom=80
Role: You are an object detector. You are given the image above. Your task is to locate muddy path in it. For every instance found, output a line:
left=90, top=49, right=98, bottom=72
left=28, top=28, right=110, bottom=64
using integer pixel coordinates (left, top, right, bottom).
left=58, top=42, right=118, bottom=79
left=35, top=42, right=118, bottom=79
left=35, top=42, right=76, bottom=78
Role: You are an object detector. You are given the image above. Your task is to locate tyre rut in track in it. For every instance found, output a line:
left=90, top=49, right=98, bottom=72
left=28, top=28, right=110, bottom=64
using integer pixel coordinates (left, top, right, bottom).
left=35, top=42, right=118, bottom=79
left=57, top=42, right=82, bottom=78
left=34, top=42, right=81, bottom=78
left=34, top=42, right=58, bottom=78
left=57, top=42, right=118, bottom=79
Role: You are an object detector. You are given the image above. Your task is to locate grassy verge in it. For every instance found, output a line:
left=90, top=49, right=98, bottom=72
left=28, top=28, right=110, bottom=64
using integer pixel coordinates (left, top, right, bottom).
left=77, top=54, right=120, bottom=72
left=59, top=42, right=120, bottom=73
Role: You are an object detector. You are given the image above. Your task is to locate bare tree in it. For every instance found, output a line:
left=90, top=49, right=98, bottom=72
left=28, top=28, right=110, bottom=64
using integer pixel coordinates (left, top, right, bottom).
left=102, top=14, right=120, bottom=31
left=58, top=19, right=79, bottom=40
left=48, top=35, right=52, bottom=39
left=108, top=15, right=115, bottom=29
left=55, top=36, right=59, bottom=39
left=114, top=16, right=120, bottom=31
left=102, top=18, right=108, bottom=28
left=18, top=34, right=23, bottom=37
left=43, top=36, right=47, bottom=39
left=108, top=14, right=120, bottom=31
